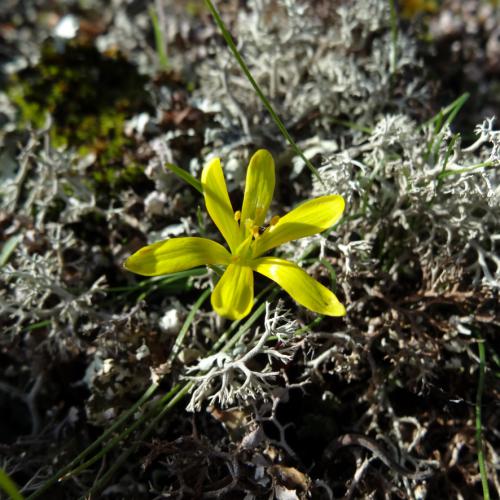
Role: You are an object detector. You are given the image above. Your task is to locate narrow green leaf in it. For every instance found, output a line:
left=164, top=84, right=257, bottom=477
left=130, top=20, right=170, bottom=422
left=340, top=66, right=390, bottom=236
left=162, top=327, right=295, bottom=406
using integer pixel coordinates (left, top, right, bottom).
left=203, top=0, right=325, bottom=186
left=431, top=93, right=469, bottom=160
left=24, top=320, right=51, bottom=332
left=25, top=384, right=159, bottom=499
left=330, top=117, right=372, bottom=134
left=164, top=163, right=203, bottom=194
left=439, top=160, right=495, bottom=179
left=436, top=133, right=459, bottom=184
left=388, top=0, right=398, bottom=74
left=475, top=337, right=491, bottom=500
left=422, top=92, right=470, bottom=129
left=320, top=258, right=337, bottom=292
left=0, top=234, right=22, bottom=267
left=0, top=468, right=24, bottom=500
left=168, top=288, right=211, bottom=362
left=149, top=5, right=169, bottom=71
left=424, top=93, right=469, bottom=164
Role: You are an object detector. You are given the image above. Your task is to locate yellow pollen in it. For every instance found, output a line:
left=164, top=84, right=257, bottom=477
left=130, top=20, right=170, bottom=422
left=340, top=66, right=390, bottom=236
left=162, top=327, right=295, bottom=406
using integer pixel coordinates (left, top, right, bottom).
left=251, top=226, right=260, bottom=239
left=270, top=215, right=280, bottom=226
left=234, top=210, right=241, bottom=222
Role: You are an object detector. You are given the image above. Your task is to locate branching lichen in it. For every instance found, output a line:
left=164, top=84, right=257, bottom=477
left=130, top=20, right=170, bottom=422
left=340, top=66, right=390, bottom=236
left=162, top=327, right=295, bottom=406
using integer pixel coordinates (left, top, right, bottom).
left=185, top=302, right=300, bottom=411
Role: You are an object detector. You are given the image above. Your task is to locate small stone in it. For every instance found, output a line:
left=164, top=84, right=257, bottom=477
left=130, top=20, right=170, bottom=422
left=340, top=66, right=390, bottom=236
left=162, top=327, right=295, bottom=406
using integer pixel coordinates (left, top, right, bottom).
left=159, top=308, right=181, bottom=334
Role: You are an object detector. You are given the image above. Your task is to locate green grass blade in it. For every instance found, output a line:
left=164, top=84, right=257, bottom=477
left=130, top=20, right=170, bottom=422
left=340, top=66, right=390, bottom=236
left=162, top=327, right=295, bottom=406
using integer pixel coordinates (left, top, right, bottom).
left=388, top=0, right=398, bottom=74
left=59, top=385, right=182, bottom=483
left=0, top=468, right=24, bottom=500
left=87, top=381, right=193, bottom=497
left=203, top=0, right=325, bottom=187
left=425, top=93, right=469, bottom=164
left=319, top=258, right=337, bottom=292
left=149, top=4, right=169, bottom=71
left=168, top=287, right=211, bottom=362
left=294, top=316, right=322, bottom=336
left=330, top=117, right=372, bottom=134
left=475, top=338, right=491, bottom=500
left=439, top=160, right=495, bottom=179
left=25, top=383, right=159, bottom=499
left=0, top=234, right=22, bottom=267
left=49, top=290, right=209, bottom=495
left=422, top=92, right=470, bottom=129
left=436, top=133, right=459, bottom=184
left=24, top=320, right=51, bottom=332
left=164, top=162, right=203, bottom=194
left=442, top=92, right=469, bottom=127
left=86, top=287, right=278, bottom=497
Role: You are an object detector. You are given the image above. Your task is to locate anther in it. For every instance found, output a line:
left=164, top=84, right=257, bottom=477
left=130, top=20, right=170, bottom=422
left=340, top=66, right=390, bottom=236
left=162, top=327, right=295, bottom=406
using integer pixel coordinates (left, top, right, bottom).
left=234, top=210, right=241, bottom=222
left=270, top=215, right=280, bottom=226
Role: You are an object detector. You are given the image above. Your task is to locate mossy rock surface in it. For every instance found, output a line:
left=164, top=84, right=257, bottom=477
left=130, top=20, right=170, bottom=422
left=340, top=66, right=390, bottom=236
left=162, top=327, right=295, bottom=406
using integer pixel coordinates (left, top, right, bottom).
left=9, top=39, right=152, bottom=168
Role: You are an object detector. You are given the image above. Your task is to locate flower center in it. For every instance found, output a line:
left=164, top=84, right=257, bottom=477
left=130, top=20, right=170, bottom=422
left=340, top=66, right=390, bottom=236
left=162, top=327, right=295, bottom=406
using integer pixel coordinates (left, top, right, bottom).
left=233, top=209, right=281, bottom=260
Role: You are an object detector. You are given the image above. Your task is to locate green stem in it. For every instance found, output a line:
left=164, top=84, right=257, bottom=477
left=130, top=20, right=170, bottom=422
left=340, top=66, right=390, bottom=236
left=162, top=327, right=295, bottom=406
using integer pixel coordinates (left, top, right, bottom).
left=28, top=279, right=209, bottom=498
left=203, top=0, right=325, bottom=187
left=26, top=383, right=159, bottom=499
left=0, top=468, right=24, bottom=500
left=87, top=382, right=193, bottom=497
left=439, top=160, right=496, bottom=179
left=475, top=338, right=490, bottom=500
left=149, top=4, right=169, bottom=71
left=388, top=0, right=398, bottom=74
left=169, top=288, right=211, bottom=363
left=421, top=93, right=470, bottom=130
left=60, top=385, right=182, bottom=482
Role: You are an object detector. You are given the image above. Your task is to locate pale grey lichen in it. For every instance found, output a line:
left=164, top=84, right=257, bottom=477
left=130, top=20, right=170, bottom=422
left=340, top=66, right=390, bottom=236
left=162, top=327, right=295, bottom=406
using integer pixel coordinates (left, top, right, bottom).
left=1, top=224, right=107, bottom=341
left=185, top=302, right=300, bottom=411
left=314, top=114, right=500, bottom=291
left=194, top=0, right=423, bottom=150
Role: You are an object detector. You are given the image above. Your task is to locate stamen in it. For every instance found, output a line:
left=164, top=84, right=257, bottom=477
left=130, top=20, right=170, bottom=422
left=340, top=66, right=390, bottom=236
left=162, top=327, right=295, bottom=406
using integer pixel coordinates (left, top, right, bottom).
left=251, top=226, right=260, bottom=239
left=230, top=255, right=240, bottom=263
left=234, top=210, right=241, bottom=222
left=270, top=215, right=280, bottom=226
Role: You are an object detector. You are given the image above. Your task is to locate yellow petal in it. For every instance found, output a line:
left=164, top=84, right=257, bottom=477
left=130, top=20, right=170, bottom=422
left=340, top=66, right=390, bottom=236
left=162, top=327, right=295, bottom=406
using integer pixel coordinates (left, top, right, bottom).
left=201, top=157, right=241, bottom=252
left=211, top=263, right=254, bottom=320
left=252, top=257, right=345, bottom=316
left=124, top=237, right=231, bottom=276
left=240, top=149, right=275, bottom=237
left=254, top=195, right=345, bottom=256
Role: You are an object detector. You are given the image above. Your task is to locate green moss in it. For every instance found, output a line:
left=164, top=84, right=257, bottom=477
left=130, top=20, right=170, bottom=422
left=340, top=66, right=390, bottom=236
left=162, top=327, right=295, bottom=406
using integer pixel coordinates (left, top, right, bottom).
left=92, top=162, right=147, bottom=191
left=8, top=39, right=152, bottom=182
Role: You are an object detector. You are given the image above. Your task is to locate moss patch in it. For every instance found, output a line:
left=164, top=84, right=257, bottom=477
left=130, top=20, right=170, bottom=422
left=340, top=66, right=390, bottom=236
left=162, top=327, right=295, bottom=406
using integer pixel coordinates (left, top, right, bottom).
left=8, top=39, right=152, bottom=178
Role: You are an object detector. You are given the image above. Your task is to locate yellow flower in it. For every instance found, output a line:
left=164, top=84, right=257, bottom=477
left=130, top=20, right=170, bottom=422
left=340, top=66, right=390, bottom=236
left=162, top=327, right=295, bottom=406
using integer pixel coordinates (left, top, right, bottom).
left=124, top=149, right=346, bottom=320
left=399, top=0, right=437, bottom=18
